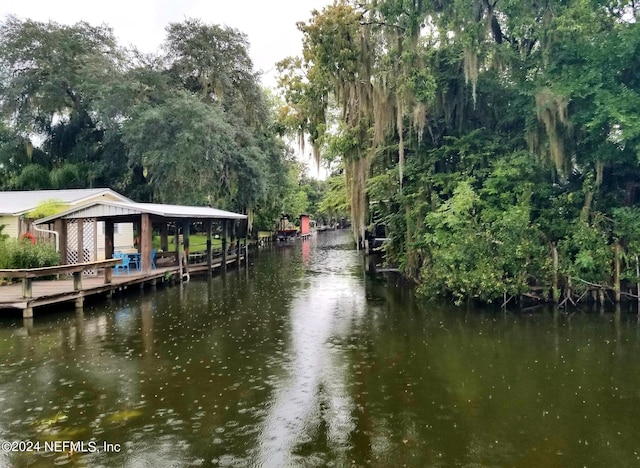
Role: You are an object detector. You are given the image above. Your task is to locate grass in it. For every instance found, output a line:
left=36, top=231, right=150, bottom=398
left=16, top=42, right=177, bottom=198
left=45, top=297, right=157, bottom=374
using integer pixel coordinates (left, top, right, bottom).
left=156, top=234, right=255, bottom=252
left=154, top=232, right=275, bottom=253
left=156, top=234, right=219, bottom=253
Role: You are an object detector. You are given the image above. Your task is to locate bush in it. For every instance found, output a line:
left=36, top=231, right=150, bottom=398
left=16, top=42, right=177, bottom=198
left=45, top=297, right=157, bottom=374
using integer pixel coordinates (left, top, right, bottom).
left=152, top=234, right=161, bottom=250
left=0, top=239, right=61, bottom=269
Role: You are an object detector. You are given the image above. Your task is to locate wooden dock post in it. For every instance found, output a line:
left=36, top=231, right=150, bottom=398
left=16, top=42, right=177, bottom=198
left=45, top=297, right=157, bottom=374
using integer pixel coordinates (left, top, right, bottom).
left=73, top=271, right=83, bottom=291
left=222, top=220, right=228, bottom=272
left=141, top=213, right=151, bottom=273
left=55, top=219, right=66, bottom=262
left=73, top=270, right=84, bottom=309
left=105, top=220, right=114, bottom=260
left=206, top=220, right=213, bottom=277
left=22, top=278, right=32, bottom=299
left=23, top=317, right=34, bottom=333
left=104, top=266, right=112, bottom=284
left=160, top=223, right=169, bottom=251
left=182, top=220, right=190, bottom=281
left=174, top=221, right=180, bottom=267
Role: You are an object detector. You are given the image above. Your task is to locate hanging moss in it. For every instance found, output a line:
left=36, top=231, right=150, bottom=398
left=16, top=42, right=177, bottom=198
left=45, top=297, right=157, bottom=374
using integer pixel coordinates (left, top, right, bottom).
left=372, top=83, right=395, bottom=145
left=535, top=91, right=571, bottom=175
left=463, top=46, right=479, bottom=107
left=396, top=99, right=405, bottom=188
left=413, top=102, right=428, bottom=144
left=25, top=139, right=33, bottom=160
left=346, top=155, right=372, bottom=249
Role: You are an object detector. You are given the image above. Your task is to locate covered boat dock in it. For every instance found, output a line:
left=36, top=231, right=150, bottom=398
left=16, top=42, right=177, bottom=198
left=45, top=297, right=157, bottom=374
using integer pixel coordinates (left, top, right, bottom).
left=0, top=200, right=248, bottom=317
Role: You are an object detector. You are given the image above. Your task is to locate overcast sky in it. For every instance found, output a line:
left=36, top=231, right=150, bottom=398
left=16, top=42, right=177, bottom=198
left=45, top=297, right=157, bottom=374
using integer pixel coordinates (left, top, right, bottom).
left=0, top=0, right=332, bottom=88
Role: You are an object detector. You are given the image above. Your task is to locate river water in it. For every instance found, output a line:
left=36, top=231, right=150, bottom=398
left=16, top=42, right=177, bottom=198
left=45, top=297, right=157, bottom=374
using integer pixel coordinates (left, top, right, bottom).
left=1, top=230, right=640, bottom=467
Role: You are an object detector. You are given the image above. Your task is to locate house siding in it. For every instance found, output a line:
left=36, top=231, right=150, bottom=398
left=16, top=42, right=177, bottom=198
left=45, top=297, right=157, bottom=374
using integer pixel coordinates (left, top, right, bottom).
left=93, top=193, right=126, bottom=204
left=96, top=222, right=135, bottom=260
left=3, top=191, right=136, bottom=246
left=0, top=216, right=19, bottom=239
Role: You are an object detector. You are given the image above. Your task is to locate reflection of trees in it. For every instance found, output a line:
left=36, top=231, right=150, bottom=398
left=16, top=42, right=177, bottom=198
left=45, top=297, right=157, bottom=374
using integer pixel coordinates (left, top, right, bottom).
left=350, top=301, right=640, bottom=466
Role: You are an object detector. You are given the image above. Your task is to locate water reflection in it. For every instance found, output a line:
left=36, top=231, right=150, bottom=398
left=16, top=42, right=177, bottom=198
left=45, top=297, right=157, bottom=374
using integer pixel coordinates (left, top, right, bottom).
left=256, top=236, right=364, bottom=466
left=0, top=231, right=640, bottom=467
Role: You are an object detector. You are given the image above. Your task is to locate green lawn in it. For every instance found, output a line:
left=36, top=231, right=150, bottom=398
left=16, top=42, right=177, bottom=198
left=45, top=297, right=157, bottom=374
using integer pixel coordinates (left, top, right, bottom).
left=156, top=234, right=263, bottom=252
left=156, top=234, right=222, bottom=253
left=153, top=232, right=275, bottom=252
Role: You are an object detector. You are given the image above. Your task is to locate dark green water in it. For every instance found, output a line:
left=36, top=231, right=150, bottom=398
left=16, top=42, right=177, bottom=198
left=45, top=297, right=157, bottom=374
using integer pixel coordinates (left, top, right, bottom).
left=1, top=230, right=640, bottom=467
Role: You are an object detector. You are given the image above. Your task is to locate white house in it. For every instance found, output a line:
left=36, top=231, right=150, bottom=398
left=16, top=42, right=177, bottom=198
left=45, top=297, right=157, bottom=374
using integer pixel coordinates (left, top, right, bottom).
left=0, top=188, right=135, bottom=261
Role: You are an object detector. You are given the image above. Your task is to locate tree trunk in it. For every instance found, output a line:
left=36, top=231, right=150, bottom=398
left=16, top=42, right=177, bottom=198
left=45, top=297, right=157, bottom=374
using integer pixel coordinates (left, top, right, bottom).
left=580, top=160, right=604, bottom=222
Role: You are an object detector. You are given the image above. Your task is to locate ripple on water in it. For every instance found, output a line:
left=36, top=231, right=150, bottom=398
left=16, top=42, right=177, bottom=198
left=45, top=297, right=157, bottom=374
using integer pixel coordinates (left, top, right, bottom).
left=213, top=454, right=249, bottom=467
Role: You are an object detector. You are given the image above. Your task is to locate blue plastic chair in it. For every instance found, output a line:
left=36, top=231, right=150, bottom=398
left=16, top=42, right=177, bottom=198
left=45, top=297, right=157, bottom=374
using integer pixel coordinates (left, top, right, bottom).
left=129, top=253, right=141, bottom=271
left=113, top=253, right=130, bottom=275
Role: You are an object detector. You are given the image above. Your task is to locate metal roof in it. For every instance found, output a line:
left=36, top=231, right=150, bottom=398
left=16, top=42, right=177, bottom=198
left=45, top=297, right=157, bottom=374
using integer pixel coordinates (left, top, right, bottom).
left=34, top=200, right=247, bottom=224
left=0, top=188, right=132, bottom=216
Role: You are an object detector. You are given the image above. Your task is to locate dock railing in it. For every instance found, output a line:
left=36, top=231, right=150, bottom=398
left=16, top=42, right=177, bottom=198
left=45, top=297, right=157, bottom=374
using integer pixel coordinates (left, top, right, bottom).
left=0, top=259, right=122, bottom=300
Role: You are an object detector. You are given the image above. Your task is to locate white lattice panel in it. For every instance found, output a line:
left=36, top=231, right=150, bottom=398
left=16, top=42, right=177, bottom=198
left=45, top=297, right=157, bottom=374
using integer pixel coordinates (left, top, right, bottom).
left=66, top=219, right=97, bottom=275
left=83, top=218, right=96, bottom=275
left=66, top=220, right=79, bottom=265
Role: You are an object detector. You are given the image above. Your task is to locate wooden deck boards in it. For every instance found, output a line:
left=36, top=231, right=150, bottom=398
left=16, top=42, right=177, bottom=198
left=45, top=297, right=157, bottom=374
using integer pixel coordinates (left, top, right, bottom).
left=0, top=253, right=245, bottom=316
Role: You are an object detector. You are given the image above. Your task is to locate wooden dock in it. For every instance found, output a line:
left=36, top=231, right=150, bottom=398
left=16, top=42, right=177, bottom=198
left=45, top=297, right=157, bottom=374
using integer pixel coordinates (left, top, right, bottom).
left=0, top=253, right=246, bottom=318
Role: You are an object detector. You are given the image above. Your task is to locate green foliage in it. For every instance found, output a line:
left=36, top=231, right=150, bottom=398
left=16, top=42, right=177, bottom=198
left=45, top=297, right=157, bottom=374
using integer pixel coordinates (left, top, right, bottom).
left=417, top=174, right=550, bottom=303
left=300, top=176, right=328, bottom=221
left=0, top=239, right=60, bottom=269
left=27, top=199, right=69, bottom=220
left=0, top=16, right=127, bottom=189
left=164, top=20, right=263, bottom=121
left=279, top=163, right=310, bottom=220
left=50, top=164, right=82, bottom=189
left=612, top=207, right=640, bottom=282
left=613, top=207, right=640, bottom=253
left=122, top=90, right=235, bottom=205
left=3, top=3, right=640, bottom=304
left=558, top=217, right=612, bottom=288
left=0, top=16, right=298, bottom=235
left=318, top=174, right=349, bottom=219
left=282, top=0, right=640, bottom=304
left=14, top=164, right=51, bottom=190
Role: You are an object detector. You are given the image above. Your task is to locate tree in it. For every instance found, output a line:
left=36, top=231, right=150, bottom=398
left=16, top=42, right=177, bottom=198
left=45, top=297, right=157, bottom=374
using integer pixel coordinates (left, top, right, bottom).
left=0, top=16, right=295, bottom=240
left=281, top=0, right=640, bottom=304
left=164, top=19, right=266, bottom=126
left=123, top=90, right=234, bottom=205
left=0, top=16, right=129, bottom=189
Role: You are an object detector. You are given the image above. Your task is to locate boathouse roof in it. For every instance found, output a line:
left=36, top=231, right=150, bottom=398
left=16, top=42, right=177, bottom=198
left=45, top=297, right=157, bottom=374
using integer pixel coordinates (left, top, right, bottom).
left=0, top=188, right=132, bottom=216
left=33, top=199, right=247, bottom=224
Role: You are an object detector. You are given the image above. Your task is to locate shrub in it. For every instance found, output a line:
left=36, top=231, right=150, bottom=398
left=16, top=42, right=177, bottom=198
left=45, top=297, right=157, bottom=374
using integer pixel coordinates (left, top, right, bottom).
left=0, top=238, right=61, bottom=270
